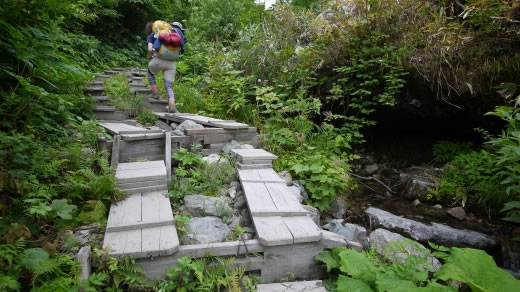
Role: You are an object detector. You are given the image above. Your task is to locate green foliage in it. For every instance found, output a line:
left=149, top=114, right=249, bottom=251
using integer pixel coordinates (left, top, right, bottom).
left=104, top=74, right=145, bottom=116
left=291, top=149, right=352, bottom=210
left=136, top=109, right=158, bottom=126
left=81, top=248, right=155, bottom=291
left=434, top=247, right=520, bottom=292
left=159, top=256, right=256, bottom=292
left=432, top=141, right=474, bottom=165
left=169, top=148, right=235, bottom=206
left=318, top=244, right=520, bottom=292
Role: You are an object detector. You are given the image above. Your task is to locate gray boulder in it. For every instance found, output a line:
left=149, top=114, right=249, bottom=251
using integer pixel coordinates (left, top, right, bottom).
left=202, top=154, right=228, bottom=165
left=323, top=219, right=367, bottom=248
left=303, top=205, right=321, bottom=226
left=329, top=198, right=348, bottom=219
left=369, top=229, right=442, bottom=271
left=365, top=164, right=379, bottom=175
left=240, top=208, right=252, bottom=227
left=182, top=217, right=231, bottom=244
left=447, top=207, right=466, bottom=221
left=173, top=120, right=203, bottom=136
left=365, top=207, right=496, bottom=249
left=234, top=195, right=247, bottom=210
left=181, top=195, right=233, bottom=218
left=222, top=140, right=241, bottom=153
left=293, top=180, right=309, bottom=201
left=278, top=171, right=293, bottom=186
left=400, top=173, right=436, bottom=200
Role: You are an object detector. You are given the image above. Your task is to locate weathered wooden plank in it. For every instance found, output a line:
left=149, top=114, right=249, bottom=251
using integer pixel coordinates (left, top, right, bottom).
left=202, top=134, right=234, bottom=144
left=265, top=183, right=307, bottom=216
left=237, top=163, right=272, bottom=170
left=121, top=184, right=168, bottom=194
left=103, top=231, right=127, bottom=255
left=119, top=149, right=165, bottom=161
left=171, top=135, right=192, bottom=143
left=238, top=169, right=285, bottom=184
left=120, top=139, right=164, bottom=153
left=106, top=194, right=141, bottom=231
left=116, top=178, right=167, bottom=189
left=232, top=149, right=277, bottom=161
left=242, top=182, right=278, bottom=216
left=283, top=216, right=321, bottom=243
left=115, top=167, right=166, bottom=183
left=253, top=216, right=294, bottom=246
left=110, top=135, right=121, bottom=168
left=165, top=131, right=171, bottom=185
left=123, top=229, right=142, bottom=258
left=142, top=191, right=173, bottom=223
left=240, top=159, right=273, bottom=165
left=159, top=225, right=179, bottom=256
left=208, top=121, right=249, bottom=129
left=257, top=281, right=326, bottom=292
left=202, top=148, right=221, bottom=155
left=119, top=130, right=163, bottom=135
left=117, top=161, right=165, bottom=170
left=185, top=128, right=226, bottom=135
left=119, top=154, right=165, bottom=163
left=141, top=228, right=161, bottom=258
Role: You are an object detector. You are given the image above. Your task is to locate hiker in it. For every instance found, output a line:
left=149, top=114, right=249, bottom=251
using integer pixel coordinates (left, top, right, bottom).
left=145, top=21, right=186, bottom=112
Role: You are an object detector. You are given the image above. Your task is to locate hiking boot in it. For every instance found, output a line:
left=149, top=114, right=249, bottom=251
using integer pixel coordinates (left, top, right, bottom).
left=166, top=104, right=179, bottom=113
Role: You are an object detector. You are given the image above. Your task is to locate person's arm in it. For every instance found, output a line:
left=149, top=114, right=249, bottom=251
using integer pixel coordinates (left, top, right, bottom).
left=147, top=42, right=153, bottom=59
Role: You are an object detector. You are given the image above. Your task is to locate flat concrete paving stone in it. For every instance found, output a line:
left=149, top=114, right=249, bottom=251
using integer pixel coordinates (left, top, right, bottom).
left=257, top=281, right=326, bottom=292
left=231, top=149, right=277, bottom=161
left=238, top=169, right=285, bottom=184
left=252, top=216, right=293, bottom=246
left=283, top=216, right=321, bottom=243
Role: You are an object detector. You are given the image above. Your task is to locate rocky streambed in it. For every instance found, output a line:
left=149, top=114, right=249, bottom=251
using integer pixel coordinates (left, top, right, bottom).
left=313, top=155, right=520, bottom=277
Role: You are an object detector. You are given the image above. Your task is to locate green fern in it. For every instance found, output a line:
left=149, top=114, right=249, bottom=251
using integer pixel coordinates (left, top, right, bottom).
left=0, top=275, right=20, bottom=291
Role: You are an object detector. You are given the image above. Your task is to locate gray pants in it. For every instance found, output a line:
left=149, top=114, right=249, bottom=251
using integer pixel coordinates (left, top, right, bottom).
left=148, top=57, right=176, bottom=82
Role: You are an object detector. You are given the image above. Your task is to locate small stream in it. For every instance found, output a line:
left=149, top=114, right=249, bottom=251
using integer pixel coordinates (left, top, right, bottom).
left=339, top=106, right=520, bottom=273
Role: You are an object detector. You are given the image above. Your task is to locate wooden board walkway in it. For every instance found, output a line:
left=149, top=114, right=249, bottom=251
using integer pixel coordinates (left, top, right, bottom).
left=156, top=112, right=249, bottom=129
left=103, top=191, right=179, bottom=258
left=115, top=161, right=167, bottom=192
left=99, top=122, right=162, bottom=135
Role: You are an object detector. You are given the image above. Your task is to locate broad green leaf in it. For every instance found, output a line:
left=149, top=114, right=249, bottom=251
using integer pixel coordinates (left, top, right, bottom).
left=434, top=248, right=520, bottom=292
left=315, top=250, right=340, bottom=272
left=21, top=248, right=49, bottom=269
left=51, top=199, right=77, bottom=220
left=338, top=249, right=376, bottom=278
left=337, top=275, right=374, bottom=292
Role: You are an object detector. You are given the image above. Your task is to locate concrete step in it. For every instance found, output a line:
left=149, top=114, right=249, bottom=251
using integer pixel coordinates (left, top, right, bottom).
left=118, top=184, right=168, bottom=194
left=94, top=106, right=126, bottom=121
left=93, top=96, right=110, bottom=105
left=89, top=80, right=104, bottom=86
left=133, top=88, right=152, bottom=96
left=84, top=87, right=105, bottom=96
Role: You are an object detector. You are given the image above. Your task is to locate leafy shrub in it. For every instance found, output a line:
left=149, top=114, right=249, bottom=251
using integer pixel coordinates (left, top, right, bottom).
left=291, top=148, right=353, bottom=211
left=104, top=74, right=145, bottom=116
left=168, top=148, right=235, bottom=207
left=316, top=244, right=520, bottom=292
left=136, top=109, right=158, bottom=126
left=159, top=256, right=257, bottom=291
left=432, top=141, right=474, bottom=165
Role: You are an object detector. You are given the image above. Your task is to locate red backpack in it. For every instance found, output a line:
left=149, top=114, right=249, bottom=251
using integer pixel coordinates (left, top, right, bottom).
left=159, top=31, right=182, bottom=46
